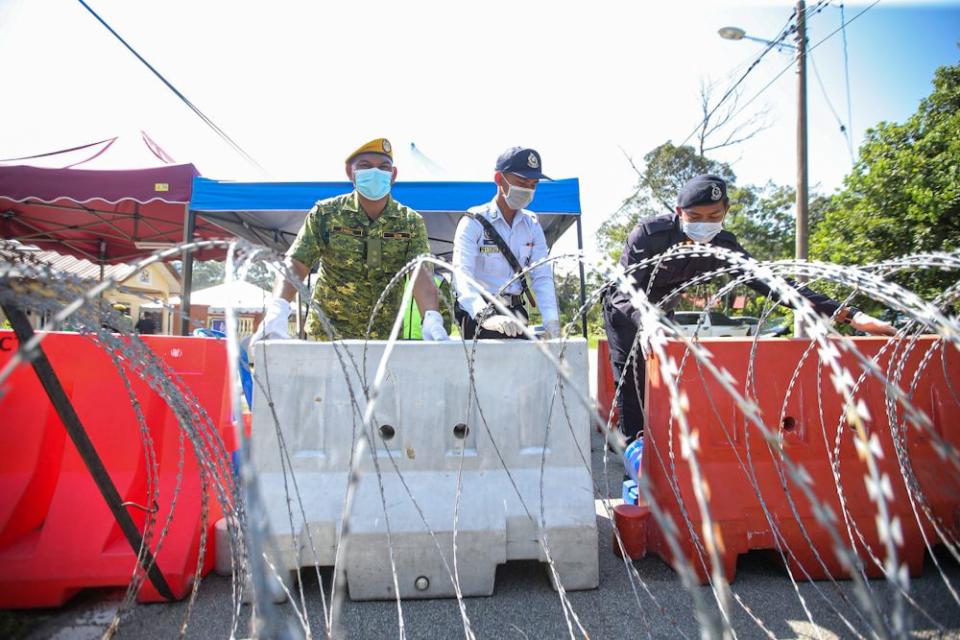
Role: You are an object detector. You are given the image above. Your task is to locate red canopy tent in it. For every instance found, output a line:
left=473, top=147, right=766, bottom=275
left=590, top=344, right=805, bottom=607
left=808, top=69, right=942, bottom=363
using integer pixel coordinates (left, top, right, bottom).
left=0, top=135, right=237, bottom=334
left=0, top=163, right=225, bottom=264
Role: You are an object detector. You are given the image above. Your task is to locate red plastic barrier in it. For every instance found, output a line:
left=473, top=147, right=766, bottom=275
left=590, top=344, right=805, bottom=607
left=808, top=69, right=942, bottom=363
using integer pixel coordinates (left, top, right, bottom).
left=0, top=331, right=233, bottom=608
left=616, top=337, right=960, bottom=583
left=596, top=339, right=620, bottom=427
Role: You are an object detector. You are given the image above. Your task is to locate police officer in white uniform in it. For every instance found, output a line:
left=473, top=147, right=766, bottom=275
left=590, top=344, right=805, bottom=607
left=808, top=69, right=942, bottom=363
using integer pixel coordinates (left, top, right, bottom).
left=452, top=147, right=561, bottom=340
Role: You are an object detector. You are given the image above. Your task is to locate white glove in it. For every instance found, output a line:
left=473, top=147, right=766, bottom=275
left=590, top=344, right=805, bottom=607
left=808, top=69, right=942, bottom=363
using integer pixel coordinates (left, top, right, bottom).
left=251, top=298, right=292, bottom=347
left=480, top=313, right=524, bottom=337
left=543, top=319, right=562, bottom=340
left=420, top=309, right=450, bottom=341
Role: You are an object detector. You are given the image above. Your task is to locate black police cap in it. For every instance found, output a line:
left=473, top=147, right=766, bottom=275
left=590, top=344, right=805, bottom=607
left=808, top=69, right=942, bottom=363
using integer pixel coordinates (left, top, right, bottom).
left=495, top=147, right=552, bottom=180
left=677, top=174, right=728, bottom=208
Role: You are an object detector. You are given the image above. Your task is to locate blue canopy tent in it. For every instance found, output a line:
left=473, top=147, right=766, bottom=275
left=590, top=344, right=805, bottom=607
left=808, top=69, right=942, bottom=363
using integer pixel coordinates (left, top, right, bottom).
left=188, top=177, right=588, bottom=334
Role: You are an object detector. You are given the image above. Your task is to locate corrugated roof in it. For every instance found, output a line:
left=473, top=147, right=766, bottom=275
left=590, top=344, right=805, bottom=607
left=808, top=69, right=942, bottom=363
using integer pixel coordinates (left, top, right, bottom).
left=2, top=240, right=136, bottom=282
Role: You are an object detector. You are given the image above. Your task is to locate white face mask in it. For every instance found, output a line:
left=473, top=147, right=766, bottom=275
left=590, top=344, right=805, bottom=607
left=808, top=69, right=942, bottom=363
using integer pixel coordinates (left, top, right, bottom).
left=501, top=179, right=535, bottom=210
left=682, top=220, right=723, bottom=243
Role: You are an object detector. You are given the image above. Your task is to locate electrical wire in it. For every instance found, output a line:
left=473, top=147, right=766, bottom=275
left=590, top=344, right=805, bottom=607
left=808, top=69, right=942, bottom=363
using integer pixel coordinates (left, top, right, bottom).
left=840, top=2, right=857, bottom=162
left=676, top=6, right=802, bottom=149
left=809, top=50, right=856, bottom=164
left=677, top=0, right=835, bottom=150
left=720, top=0, right=881, bottom=141
left=75, top=0, right=266, bottom=174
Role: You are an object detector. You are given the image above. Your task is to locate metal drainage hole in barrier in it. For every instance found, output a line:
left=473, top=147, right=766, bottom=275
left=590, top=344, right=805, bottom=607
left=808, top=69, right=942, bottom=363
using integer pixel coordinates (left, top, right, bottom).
left=782, top=416, right=797, bottom=432
left=379, top=424, right=396, bottom=441
left=453, top=423, right=470, bottom=440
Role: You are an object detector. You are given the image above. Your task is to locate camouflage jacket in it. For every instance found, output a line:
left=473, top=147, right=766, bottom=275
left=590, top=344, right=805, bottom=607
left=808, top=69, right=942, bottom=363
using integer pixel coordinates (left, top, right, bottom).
left=287, top=191, right=431, bottom=339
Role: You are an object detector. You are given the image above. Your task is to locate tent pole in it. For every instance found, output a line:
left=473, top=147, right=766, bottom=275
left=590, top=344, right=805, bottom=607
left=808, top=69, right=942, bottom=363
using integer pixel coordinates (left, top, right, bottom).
left=576, top=216, right=587, bottom=338
left=295, top=290, right=304, bottom=338
left=98, top=240, right=107, bottom=282
left=180, top=207, right=195, bottom=336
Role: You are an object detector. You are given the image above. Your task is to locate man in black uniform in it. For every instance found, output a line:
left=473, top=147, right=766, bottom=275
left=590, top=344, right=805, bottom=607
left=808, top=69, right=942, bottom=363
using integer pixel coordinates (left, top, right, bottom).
left=602, top=174, right=894, bottom=442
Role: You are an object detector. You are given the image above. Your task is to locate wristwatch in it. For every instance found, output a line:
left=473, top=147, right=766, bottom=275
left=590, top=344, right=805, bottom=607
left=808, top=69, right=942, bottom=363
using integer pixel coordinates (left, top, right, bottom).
left=839, top=306, right=861, bottom=325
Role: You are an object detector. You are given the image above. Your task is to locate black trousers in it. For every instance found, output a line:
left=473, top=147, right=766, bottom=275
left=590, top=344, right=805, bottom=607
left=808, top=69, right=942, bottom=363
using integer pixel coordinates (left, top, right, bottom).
left=602, top=300, right=645, bottom=441
left=456, top=304, right=530, bottom=340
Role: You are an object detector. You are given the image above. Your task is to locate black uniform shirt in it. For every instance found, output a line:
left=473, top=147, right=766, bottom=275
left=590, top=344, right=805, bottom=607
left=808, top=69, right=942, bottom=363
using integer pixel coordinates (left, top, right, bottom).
left=607, top=213, right=842, bottom=319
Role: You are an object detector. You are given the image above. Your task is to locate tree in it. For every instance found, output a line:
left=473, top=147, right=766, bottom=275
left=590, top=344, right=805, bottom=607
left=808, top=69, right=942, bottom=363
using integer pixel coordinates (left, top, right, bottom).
left=812, top=60, right=960, bottom=299
left=695, top=80, right=771, bottom=158
left=726, top=182, right=829, bottom=261
left=553, top=269, right=604, bottom=336
left=597, top=142, right=735, bottom=262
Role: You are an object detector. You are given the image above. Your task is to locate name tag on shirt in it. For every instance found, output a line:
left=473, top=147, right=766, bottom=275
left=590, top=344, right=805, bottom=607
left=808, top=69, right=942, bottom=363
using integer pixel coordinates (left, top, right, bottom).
left=480, top=245, right=500, bottom=254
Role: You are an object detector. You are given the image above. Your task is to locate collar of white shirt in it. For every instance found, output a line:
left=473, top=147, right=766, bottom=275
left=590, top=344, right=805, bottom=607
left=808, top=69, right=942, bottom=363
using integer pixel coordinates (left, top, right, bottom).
left=477, top=198, right=537, bottom=226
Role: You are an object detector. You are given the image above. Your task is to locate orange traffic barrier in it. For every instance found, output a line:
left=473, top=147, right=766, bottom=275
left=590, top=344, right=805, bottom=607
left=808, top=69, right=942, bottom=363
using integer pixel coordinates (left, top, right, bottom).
left=614, top=337, right=960, bottom=583
left=0, top=331, right=233, bottom=608
left=596, top=338, right=620, bottom=427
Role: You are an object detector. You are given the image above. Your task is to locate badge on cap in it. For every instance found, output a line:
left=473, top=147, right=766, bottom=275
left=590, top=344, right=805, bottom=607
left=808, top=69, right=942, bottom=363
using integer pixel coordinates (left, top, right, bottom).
left=382, top=139, right=392, bottom=154
left=527, top=152, right=539, bottom=169
left=711, top=184, right=722, bottom=201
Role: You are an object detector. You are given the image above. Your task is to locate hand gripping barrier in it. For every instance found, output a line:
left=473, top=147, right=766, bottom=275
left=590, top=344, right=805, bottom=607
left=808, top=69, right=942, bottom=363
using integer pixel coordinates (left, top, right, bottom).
left=613, top=337, right=960, bottom=583
left=0, top=331, right=232, bottom=608
left=249, top=339, right=598, bottom=600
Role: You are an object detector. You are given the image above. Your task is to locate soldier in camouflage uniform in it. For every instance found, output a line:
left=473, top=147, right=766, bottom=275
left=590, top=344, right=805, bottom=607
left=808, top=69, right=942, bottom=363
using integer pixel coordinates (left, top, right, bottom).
left=251, top=138, right=449, bottom=342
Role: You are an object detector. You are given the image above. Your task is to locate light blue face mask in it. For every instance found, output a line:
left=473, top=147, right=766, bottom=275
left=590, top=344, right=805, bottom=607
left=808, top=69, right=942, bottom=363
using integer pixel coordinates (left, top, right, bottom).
left=354, top=168, right=392, bottom=200
left=682, top=220, right=723, bottom=243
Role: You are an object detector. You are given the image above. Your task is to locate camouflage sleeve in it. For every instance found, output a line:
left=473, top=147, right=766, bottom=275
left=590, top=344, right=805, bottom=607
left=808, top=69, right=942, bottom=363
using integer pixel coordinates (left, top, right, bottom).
left=286, top=203, right=324, bottom=268
left=410, top=212, right=430, bottom=256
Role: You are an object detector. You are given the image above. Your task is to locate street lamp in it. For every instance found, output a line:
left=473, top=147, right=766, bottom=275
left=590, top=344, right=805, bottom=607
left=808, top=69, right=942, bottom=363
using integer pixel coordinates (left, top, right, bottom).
left=718, top=25, right=798, bottom=50
left=719, top=1, right=809, bottom=338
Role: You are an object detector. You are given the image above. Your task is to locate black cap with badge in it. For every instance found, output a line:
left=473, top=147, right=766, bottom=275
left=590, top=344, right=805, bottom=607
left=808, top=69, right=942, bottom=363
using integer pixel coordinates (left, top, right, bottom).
left=495, top=147, right=552, bottom=180
left=677, top=174, right=728, bottom=208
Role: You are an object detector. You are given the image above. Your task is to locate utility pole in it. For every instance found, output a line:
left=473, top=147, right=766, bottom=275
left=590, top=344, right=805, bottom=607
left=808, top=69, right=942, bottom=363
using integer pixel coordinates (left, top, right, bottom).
left=794, top=0, right=809, bottom=338
left=719, top=5, right=811, bottom=338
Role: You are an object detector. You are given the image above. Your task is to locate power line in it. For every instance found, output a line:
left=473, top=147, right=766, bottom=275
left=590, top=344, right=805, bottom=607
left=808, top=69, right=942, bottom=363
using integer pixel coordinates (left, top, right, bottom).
left=76, top=0, right=266, bottom=174
left=840, top=2, right=856, bottom=162
left=677, top=0, right=834, bottom=151
left=676, top=6, right=801, bottom=149
left=809, top=50, right=856, bottom=164
left=720, top=0, right=881, bottom=142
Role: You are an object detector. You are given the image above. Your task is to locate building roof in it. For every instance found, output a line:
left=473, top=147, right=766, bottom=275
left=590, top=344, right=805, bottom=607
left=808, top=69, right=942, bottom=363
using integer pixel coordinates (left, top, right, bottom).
left=0, top=240, right=181, bottom=291
left=186, top=280, right=270, bottom=312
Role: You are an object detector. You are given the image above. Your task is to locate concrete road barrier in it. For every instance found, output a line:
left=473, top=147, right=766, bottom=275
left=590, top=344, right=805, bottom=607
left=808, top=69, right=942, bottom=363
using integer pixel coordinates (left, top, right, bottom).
left=243, top=339, right=598, bottom=600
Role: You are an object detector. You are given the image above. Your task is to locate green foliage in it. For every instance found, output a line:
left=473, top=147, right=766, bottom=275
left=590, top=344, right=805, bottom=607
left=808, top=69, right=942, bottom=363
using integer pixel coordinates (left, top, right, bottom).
left=642, top=142, right=737, bottom=212
left=812, top=60, right=960, bottom=300
left=530, top=269, right=604, bottom=336
left=726, top=182, right=829, bottom=261
left=596, top=142, right=735, bottom=261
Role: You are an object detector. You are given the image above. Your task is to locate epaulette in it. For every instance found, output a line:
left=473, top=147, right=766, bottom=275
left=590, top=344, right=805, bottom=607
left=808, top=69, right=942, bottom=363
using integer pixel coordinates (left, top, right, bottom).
left=640, top=214, right=677, bottom=235
left=310, top=198, right=340, bottom=246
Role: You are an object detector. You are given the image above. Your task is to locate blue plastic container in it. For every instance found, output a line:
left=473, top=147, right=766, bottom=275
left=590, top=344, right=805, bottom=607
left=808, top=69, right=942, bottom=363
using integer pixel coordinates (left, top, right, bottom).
left=622, top=479, right=638, bottom=505
left=622, top=437, right=644, bottom=484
